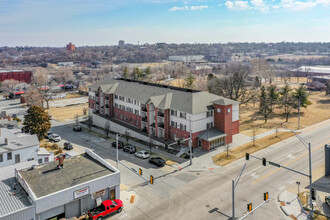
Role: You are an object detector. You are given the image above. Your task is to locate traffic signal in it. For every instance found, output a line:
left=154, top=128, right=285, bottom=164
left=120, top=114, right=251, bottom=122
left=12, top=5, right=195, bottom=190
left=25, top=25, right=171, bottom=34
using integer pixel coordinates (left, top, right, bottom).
left=262, top=158, right=267, bottom=166
left=246, top=153, right=249, bottom=160
left=264, top=192, right=269, bottom=201
left=150, top=175, right=154, bottom=184
left=139, top=168, right=142, bottom=176
left=247, top=203, right=252, bottom=212
left=311, top=188, right=316, bottom=200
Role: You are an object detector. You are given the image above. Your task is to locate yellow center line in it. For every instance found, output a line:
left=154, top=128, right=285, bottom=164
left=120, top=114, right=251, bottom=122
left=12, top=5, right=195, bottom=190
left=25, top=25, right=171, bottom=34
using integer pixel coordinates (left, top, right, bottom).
left=252, top=144, right=324, bottom=184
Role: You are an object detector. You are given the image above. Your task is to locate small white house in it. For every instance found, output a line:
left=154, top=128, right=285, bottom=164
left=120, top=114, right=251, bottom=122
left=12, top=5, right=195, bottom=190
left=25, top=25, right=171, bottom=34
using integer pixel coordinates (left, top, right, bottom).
left=0, top=128, right=53, bottom=168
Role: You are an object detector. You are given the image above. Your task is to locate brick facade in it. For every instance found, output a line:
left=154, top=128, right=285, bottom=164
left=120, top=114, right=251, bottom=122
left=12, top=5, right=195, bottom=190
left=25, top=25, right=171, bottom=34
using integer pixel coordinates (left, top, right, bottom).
left=0, top=71, right=32, bottom=83
left=213, top=104, right=233, bottom=144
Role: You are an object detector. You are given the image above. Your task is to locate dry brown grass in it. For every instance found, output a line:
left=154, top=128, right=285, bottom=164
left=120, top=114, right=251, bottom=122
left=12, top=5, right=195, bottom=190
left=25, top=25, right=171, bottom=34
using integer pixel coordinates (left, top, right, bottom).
left=240, top=90, right=330, bottom=136
left=166, top=160, right=178, bottom=166
left=212, top=132, right=295, bottom=166
left=47, top=103, right=88, bottom=121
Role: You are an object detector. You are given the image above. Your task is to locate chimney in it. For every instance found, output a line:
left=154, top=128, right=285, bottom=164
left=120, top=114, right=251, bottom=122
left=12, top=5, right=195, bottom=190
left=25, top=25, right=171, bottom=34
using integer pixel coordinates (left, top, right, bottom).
left=4, top=138, right=8, bottom=145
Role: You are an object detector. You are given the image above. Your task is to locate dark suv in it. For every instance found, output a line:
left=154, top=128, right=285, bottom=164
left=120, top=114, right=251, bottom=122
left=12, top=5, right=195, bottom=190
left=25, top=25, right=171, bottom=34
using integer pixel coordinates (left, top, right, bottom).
left=112, top=141, right=124, bottom=149
left=123, top=145, right=136, bottom=154
left=64, top=142, right=73, bottom=150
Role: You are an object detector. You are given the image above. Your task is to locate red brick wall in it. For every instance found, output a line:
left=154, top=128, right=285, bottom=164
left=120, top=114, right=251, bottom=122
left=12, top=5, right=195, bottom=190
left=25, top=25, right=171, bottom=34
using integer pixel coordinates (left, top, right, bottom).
left=108, top=94, right=114, bottom=117
left=147, top=104, right=150, bottom=134
left=113, top=108, right=141, bottom=128
left=201, top=140, right=210, bottom=151
left=169, top=127, right=203, bottom=148
left=214, top=104, right=233, bottom=144
left=164, top=109, right=170, bottom=141
left=89, top=98, right=96, bottom=109
left=232, top=120, right=239, bottom=135
left=0, top=71, right=32, bottom=83
left=155, top=108, right=158, bottom=137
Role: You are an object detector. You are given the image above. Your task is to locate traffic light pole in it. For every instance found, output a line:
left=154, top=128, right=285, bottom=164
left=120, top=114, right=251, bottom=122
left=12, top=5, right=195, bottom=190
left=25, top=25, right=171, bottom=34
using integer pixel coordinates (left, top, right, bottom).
left=308, top=143, right=314, bottom=218
left=232, top=162, right=247, bottom=220
left=238, top=199, right=269, bottom=220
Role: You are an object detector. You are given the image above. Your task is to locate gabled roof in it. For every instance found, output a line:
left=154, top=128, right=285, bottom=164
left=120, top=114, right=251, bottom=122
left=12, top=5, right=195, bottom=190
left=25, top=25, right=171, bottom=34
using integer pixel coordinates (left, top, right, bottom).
left=89, top=79, right=239, bottom=114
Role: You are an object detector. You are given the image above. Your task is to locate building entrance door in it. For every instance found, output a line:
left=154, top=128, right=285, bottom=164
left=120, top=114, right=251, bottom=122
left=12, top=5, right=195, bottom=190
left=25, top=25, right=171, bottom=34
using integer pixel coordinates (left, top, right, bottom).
left=110, top=189, right=116, bottom=200
left=15, top=154, right=20, bottom=164
left=198, top=139, right=202, bottom=148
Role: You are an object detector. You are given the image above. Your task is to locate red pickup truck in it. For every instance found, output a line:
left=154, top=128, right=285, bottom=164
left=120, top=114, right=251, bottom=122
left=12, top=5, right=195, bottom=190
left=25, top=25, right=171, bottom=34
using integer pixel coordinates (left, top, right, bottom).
left=88, top=199, right=123, bottom=220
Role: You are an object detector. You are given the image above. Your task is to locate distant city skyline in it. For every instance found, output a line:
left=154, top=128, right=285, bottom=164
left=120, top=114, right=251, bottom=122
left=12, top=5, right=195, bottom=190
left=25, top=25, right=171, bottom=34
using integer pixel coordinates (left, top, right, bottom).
left=1, top=0, right=330, bottom=47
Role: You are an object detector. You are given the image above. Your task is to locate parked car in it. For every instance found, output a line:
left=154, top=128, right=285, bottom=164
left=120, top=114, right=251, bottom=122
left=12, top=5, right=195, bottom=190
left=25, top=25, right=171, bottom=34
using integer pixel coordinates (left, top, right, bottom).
left=64, top=142, right=73, bottom=150
left=88, top=199, right=123, bottom=220
left=112, top=141, right=124, bottom=149
left=123, top=145, right=136, bottom=154
left=149, top=157, right=166, bottom=167
left=73, top=125, right=82, bottom=132
left=45, top=132, right=53, bottom=139
left=326, top=196, right=330, bottom=207
left=49, top=134, right=61, bottom=142
left=135, top=150, right=150, bottom=159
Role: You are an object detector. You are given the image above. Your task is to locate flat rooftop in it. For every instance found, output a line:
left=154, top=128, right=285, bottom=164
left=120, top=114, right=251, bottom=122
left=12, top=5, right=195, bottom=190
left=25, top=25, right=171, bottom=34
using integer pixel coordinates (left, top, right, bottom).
left=19, top=153, right=114, bottom=198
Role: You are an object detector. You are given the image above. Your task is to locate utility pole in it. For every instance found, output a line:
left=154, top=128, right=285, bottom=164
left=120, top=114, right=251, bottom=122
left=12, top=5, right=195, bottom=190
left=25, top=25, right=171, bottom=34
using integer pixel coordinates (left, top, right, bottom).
left=232, top=180, right=235, bottom=220
left=116, top=133, right=119, bottom=168
left=189, top=116, right=193, bottom=166
left=308, top=143, right=314, bottom=218
left=298, top=96, right=301, bottom=130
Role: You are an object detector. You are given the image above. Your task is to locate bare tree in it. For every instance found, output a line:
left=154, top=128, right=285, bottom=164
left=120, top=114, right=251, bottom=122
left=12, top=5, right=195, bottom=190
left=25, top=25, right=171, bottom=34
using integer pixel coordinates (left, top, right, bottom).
left=1, top=79, right=19, bottom=96
left=208, top=64, right=258, bottom=104
left=53, top=68, right=74, bottom=85
left=31, top=68, right=54, bottom=109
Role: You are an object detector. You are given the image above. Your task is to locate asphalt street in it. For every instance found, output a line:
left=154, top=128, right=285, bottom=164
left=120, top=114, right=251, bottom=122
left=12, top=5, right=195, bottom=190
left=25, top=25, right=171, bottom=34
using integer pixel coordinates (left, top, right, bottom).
left=51, top=119, right=330, bottom=220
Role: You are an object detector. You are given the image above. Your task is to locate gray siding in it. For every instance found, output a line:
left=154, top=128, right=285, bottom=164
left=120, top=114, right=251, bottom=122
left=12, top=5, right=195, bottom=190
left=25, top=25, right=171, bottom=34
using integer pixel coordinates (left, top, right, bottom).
left=35, top=172, right=120, bottom=214
left=65, top=200, right=80, bottom=218
left=0, top=207, right=35, bottom=220
left=38, top=205, right=64, bottom=220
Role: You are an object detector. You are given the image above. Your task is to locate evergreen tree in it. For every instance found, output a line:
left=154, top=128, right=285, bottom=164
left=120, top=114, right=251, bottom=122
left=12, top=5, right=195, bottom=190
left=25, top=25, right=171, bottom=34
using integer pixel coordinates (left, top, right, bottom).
left=23, top=105, right=51, bottom=140
left=267, top=85, right=278, bottom=113
left=123, top=67, right=129, bottom=79
left=293, top=85, right=311, bottom=109
left=131, top=67, right=143, bottom=79
left=259, top=86, right=272, bottom=123
left=145, top=66, right=151, bottom=77
left=280, top=84, right=295, bottom=122
left=185, top=74, right=196, bottom=88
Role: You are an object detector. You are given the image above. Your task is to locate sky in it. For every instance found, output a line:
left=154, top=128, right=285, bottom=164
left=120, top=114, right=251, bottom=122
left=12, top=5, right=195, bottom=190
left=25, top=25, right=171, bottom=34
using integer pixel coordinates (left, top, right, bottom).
left=1, top=0, right=330, bottom=47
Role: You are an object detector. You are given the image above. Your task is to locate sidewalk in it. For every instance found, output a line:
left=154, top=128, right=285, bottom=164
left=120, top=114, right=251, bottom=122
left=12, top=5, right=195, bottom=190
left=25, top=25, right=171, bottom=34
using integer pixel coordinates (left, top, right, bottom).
left=78, top=122, right=186, bottom=164
left=278, top=190, right=310, bottom=220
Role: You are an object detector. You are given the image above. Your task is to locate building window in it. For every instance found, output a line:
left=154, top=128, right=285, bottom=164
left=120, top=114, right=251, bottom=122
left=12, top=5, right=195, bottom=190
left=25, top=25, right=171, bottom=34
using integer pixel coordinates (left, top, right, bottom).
left=180, top=112, right=186, bottom=119
left=134, top=109, right=139, bottom=115
left=180, top=123, right=187, bottom=131
left=171, top=110, right=177, bottom=116
left=134, top=100, right=140, bottom=105
left=114, top=103, right=118, bottom=108
left=129, top=118, right=133, bottom=123
left=121, top=105, right=125, bottom=110
left=126, top=107, right=132, bottom=113
left=207, top=110, right=213, bottom=117
left=38, top=159, right=42, bottom=164
left=135, top=120, right=139, bottom=126
left=114, top=95, right=118, bottom=99
left=127, top=98, right=133, bottom=103
left=120, top=114, right=123, bottom=120
left=27, top=158, right=34, bottom=161
left=45, top=157, right=49, bottom=163
left=206, top=122, right=214, bottom=129
left=7, top=152, right=12, bottom=160
left=171, top=121, right=177, bottom=127
left=0, top=154, right=3, bottom=162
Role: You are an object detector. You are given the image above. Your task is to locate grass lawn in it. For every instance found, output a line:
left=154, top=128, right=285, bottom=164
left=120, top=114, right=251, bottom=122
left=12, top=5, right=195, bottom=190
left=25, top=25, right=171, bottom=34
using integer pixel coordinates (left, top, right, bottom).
left=47, top=103, right=88, bottom=121
left=212, top=132, right=295, bottom=166
left=240, top=91, right=330, bottom=136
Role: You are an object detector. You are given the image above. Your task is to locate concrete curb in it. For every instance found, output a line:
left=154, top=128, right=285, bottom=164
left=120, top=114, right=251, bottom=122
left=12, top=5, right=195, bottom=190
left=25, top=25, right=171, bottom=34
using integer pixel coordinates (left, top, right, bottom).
left=278, top=190, right=310, bottom=220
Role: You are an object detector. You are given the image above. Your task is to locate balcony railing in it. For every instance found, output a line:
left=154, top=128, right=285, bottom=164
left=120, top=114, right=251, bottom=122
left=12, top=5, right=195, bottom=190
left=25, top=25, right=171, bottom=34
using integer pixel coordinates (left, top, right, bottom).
left=105, top=104, right=109, bottom=109
left=142, top=117, right=148, bottom=122
left=141, top=106, right=147, bottom=112
left=158, top=111, right=164, bottom=117
left=158, top=122, right=164, bottom=128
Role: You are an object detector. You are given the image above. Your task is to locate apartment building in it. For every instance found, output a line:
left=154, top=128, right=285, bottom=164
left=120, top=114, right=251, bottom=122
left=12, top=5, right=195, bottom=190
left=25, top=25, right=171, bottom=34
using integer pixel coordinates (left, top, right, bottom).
left=88, top=78, right=240, bottom=151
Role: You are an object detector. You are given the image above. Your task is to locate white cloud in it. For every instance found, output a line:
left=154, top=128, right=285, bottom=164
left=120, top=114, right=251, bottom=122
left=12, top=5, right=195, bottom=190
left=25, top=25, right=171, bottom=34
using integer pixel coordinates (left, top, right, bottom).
left=169, top=6, right=189, bottom=11
left=251, top=0, right=269, bottom=12
left=280, top=0, right=317, bottom=10
left=225, top=0, right=250, bottom=9
left=169, top=5, right=209, bottom=11
left=272, top=5, right=280, bottom=8
left=190, top=5, right=208, bottom=10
